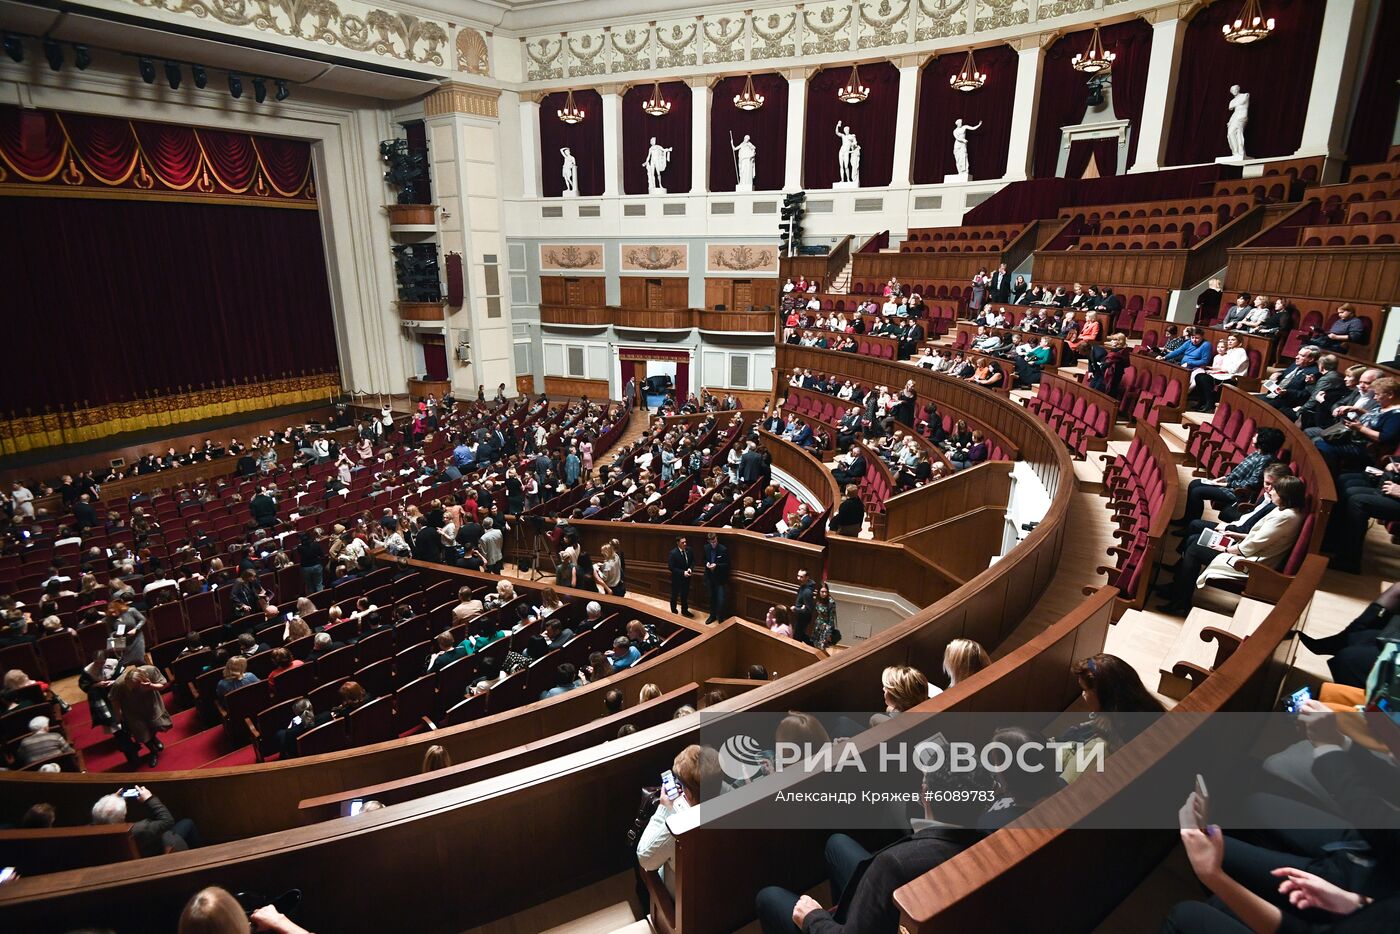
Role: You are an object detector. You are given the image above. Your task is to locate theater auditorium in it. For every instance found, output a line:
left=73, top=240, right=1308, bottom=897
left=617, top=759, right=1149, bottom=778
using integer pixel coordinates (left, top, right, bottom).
left=0, top=0, right=1397, bottom=930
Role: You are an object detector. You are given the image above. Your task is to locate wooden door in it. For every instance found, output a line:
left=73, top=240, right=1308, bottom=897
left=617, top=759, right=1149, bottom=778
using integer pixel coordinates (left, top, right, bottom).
left=732, top=280, right=754, bottom=311
left=565, top=278, right=587, bottom=305
left=645, top=279, right=664, bottom=309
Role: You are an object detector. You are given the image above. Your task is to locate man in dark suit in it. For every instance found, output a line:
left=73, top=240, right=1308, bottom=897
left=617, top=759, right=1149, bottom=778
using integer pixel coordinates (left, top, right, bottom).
left=898, top=321, right=925, bottom=361
left=831, top=447, right=868, bottom=488
left=739, top=442, right=764, bottom=484
left=72, top=494, right=99, bottom=531
left=988, top=262, right=1012, bottom=304
left=829, top=485, right=865, bottom=536
left=792, top=569, right=817, bottom=644
left=1294, top=354, right=1346, bottom=429
left=703, top=532, right=730, bottom=623
left=249, top=487, right=278, bottom=528
left=668, top=536, right=693, bottom=616
left=755, top=826, right=983, bottom=934
left=1258, top=346, right=1321, bottom=415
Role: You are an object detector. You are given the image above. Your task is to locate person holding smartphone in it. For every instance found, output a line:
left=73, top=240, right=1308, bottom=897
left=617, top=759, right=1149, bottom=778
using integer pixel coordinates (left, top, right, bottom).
left=636, top=745, right=722, bottom=896
left=92, top=785, right=201, bottom=857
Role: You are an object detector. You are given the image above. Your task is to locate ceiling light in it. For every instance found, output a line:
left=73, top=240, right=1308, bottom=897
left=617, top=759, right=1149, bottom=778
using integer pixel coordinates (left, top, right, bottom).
left=43, top=38, right=62, bottom=71
left=1071, top=26, right=1116, bottom=74
left=2, top=34, right=22, bottom=64
left=733, top=74, right=765, bottom=111
left=1222, top=0, right=1275, bottom=44
left=164, top=61, right=181, bottom=90
left=229, top=73, right=243, bottom=99
left=837, top=63, right=869, bottom=104
left=557, top=88, right=585, bottom=124
left=73, top=45, right=91, bottom=70
left=642, top=80, right=671, bottom=117
left=949, top=49, right=987, bottom=92
left=253, top=76, right=267, bottom=104
left=275, top=79, right=289, bottom=101
left=192, top=64, right=206, bottom=88
left=138, top=57, right=156, bottom=84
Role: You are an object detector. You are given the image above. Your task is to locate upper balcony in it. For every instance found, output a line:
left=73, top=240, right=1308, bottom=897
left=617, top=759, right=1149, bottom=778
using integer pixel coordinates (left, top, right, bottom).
left=540, top=304, right=774, bottom=335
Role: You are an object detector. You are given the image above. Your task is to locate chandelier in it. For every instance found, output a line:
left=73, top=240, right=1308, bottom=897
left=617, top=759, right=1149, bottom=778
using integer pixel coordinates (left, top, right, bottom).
left=949, top=49, right=986, bottom=92
left=1222, top=0, right=1275, bottom=44
left=1071, top=25, right=1116, bottom=74
left=642, top=80, right=671, bottom=117
left=733, top=73, right=765, bottom=111
left=557, top=89, right=585, bottom=124
left=837, top=63, right=869, bottom=104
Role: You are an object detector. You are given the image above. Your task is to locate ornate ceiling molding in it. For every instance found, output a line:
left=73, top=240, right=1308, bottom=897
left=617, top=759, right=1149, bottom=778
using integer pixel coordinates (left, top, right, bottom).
left=425, top=81, right=501, bottom=117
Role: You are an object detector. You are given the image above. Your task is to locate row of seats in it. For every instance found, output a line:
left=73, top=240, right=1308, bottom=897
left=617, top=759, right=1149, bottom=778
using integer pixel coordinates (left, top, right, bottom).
left=1024, top=376, right=1115, bottom=460
left=1098, top=423, right=1176, bottom=611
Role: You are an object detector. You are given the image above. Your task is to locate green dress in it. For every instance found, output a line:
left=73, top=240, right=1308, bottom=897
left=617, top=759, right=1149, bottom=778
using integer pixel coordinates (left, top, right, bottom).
left=810, top=598, right=838, bottom=649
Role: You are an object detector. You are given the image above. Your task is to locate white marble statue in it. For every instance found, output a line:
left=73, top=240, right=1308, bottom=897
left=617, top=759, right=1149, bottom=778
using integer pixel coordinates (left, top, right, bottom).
left=952, top=119, right=982, bottom=177
left=836, top=121, right=860, bottom=185
left=643, top=137, right=673, bottom=193
left=731, top=132, right=757, bottom=192
left=1226, top=85, right=1250, bottom=161
left=560, top=147, right=578, bottom=195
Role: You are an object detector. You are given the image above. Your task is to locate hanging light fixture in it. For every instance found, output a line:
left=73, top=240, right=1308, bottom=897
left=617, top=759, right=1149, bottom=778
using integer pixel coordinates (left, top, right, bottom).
left=837, top=62, right=870, bottom=104
left=1071, top=25, right=1116, bottom=74
left=733, top=73, right=765, bottom=111
left=1222, top=0, right=1275, bottom=44
left=642, top=79, right=671, bottom=117
left=557, top=88, right=585, bottom=124
left=948, top=49, right=987, bottom=92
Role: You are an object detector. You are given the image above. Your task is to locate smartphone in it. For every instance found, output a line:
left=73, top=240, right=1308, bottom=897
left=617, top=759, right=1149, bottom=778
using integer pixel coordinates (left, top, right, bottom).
left=1285, top=686, right=1312, bottom=713
left=0, top=867, right=16, bottom=885
left=349, top=799, right=365, bottom=816
left=1366, top=466, right=1384, bottom=477
left=660, top=769, right=683, bottom=800
left=1194, top=774, right=1210, bottom=829
left=120, top=787, right=141, bottom=799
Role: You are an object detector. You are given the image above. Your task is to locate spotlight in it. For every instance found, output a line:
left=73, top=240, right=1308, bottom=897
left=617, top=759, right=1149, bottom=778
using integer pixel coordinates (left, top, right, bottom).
left=192, top=64, right=206, bottom=88
left=138, top=57, right=155, bottom=84
left=163, top=61, right=180, bottom=89
left=43, top=38, right=62, bottom=71
left=74, top=44, right=91, bottom=70
left=275, top=79, right=289, bottom=102
left=252, top=76, right=267, bottom=104
left=229, top=73, right=243, bottom=99
left=3, top=33, right=22, bottom=63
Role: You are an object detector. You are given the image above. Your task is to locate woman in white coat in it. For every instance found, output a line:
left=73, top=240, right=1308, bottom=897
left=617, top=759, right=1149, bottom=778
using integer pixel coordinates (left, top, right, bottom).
left=1188, top=331, right=1251, bottom=412
left=1157, top=475, right=1306, bottom=615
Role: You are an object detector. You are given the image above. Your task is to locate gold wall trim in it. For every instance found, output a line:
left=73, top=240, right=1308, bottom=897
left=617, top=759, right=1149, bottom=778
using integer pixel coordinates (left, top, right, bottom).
left=425, top=82, right=502, bottom=118
left=0, top=185, right=319, bottom=210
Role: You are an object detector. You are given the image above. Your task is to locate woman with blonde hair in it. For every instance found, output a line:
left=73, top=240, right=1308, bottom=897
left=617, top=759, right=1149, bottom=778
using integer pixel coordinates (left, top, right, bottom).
left=284, top=616, right=312, bottom=643
left=880, top=665, right=929, bottom=714
left=940, top=638, right=991, bottom=692
left=594, top=541, right=623, bottom=596
left=421, top=744, right=452, bottom=773
left=639, top=683, right=662, bottom=703
left=496, top=579, right=517, bottom=602
left=179, top=885, right=312, bottom=934
left=536, top=586, right=564, bottom=618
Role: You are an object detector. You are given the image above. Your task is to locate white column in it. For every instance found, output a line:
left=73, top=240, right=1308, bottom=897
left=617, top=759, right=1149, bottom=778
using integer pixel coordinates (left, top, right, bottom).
left=519, top=96, right=541, bottom=198
left=601, top=88, right=622, bottom=195
left=691, top=79, right=710, bottom=194
left=1004, top=43, right=1044, bottom=180
left=1129, top=17, right=1187, bottom=173
left=784, top=70, right=808, bottom=191
left=890, top=59, right=920, bottom=186
left=1295, top=0, right=1369, bottom=159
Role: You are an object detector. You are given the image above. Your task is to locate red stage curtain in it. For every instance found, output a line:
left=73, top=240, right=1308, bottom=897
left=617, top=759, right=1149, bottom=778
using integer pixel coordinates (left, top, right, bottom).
left=0, top=108, right=66, bottom=180
left=132, top=121, right=204, bottom=189
left=539, top=90, right=605, bottom=197
left=0, top=196, right=338, bottom=414
left=1034, top=19, right=1153, bottom=178
left=803, top=61, right=901, bottom=189
left=709, top=73, right=788, bottom=192
left=674, top=361, right=689, bottom=402
left=913, top=45, right=1018, bottom=183
left=197, top=129, right=259, bottom=192
left=622, top=81, right=692, bottom=195
left=60, top=114, right=139, bottom=185
left=1066, top=136, right=1121, bottom=178
left=1166, top=0, right=1325, bottom=166
left=1345, top=0, right=1400, bottom=165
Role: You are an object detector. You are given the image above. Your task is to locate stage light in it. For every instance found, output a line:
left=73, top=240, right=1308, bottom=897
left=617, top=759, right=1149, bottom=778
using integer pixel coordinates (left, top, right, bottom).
left=43, top=38, right=62, bottom=71
left=74, top=44, right=91, bottom=70
left=164, top=61, right=181, bottom=90
left=229, top=73, right=243, bottom=99
left=275, top=79, right=289, bottom=101
left=192, top=64, right=206, bottom=88
left=138, top=57, right=156, bottom=84
left=3, top=34, right=23, bottom=63
left=252, top=76, right=266, bottom=104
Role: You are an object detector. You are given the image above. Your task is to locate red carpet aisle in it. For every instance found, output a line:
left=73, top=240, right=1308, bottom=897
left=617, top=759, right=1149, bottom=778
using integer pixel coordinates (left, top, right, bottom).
left=66, top=694, right=248, bottom=773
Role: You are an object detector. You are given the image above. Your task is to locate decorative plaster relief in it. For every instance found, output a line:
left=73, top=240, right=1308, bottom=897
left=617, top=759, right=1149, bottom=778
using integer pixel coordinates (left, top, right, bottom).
left=621, top=244, right=689, bottom=272
left=541, top=244, right=606, bottom=270
left=707, top=243, right=779, bottom=274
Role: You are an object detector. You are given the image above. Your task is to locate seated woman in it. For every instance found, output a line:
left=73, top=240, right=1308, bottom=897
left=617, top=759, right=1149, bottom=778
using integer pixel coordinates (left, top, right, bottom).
left=970, top=358, right=1004, bottom=390
left=867, top=664, right=930, bottom=728
left=214, top=656, right=258, bottom=699
left=1156, top=474, right=1308, bottom=616
left=949, top=430, right=989, bottom=471
left=1065, top=309, right=1101, bottom=362
left=765, top=605, right=795, bottom=639
left=1088, top=332, right=1130, bottom=397
left=1013, top=337, right=1054, bottom=388
left=1314, top=376, right=1400, bottom=474
left=1188, top=331, right=1250, bottom=413
left=928, top=638, right=991, bottom=697
left=266, top=647, right=303, bottom=682
left=331, top=680, right=370, bottom=719
left=1056, top=654, right=1166, bottom=782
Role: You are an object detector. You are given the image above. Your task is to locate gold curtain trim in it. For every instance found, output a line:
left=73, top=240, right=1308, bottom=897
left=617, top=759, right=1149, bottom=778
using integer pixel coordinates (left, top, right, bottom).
left=54, top=114, right=142, bottom=187
left=0, top=185, right=319, bottom=209
left=192, top=129, right=256, bottom=194
left=251, top=138, right=314, bottom=199
left=0, top=373, right=340, bottom=456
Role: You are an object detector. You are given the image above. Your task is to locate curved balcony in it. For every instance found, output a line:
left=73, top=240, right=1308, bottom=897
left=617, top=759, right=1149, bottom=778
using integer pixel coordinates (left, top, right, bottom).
left=539, top=304, right=775, bottom=334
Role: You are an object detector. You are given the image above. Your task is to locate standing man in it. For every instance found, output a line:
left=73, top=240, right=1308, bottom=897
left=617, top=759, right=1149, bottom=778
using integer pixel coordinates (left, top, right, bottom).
left=668, top=536, right=693, bottom=617
left=478, top=517, right=504, bottom=574
left=989, top=262, right=1012, bottom=304
left=703, top=532, right=730, bottom=624
left=792, top=569, right=817, bottom=644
